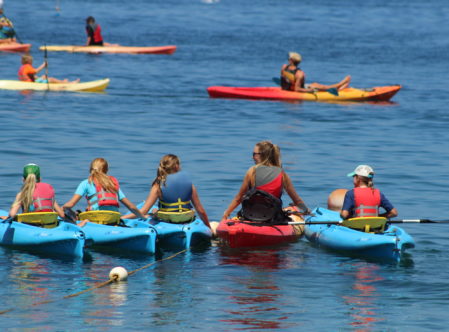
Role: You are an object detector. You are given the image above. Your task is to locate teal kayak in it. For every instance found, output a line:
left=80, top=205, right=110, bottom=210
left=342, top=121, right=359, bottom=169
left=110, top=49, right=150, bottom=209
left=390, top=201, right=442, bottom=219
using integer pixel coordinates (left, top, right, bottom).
left=77, top=218, right=157, bottom=254
left=304, top=207, right=415, bottom=262
left=0, top=210, right=85, bottom=258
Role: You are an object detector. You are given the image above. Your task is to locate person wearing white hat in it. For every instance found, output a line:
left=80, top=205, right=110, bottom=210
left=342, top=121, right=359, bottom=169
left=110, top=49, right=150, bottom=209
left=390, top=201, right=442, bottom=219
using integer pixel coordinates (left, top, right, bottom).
left=340, top=165, right=398, bottom=220
left=280, top=51, right=351, bottom=93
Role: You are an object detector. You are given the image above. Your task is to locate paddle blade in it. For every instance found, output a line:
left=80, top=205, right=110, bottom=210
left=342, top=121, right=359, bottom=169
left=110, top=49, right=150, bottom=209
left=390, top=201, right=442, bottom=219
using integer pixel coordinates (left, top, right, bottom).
left=327, top=88, right=339, bottom=96
left=272, top=77, right=281, bottom=85
left=63, top=207, right=78, bottom=224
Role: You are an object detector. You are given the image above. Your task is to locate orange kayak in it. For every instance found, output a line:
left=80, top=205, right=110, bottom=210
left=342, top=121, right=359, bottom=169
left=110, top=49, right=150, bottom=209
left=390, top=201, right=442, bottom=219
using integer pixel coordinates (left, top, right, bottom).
left=0, top=42, right=31, bottom=53
left=207, top=85, right=401, bottom=102
left=39, top=45, right=176, bottom=54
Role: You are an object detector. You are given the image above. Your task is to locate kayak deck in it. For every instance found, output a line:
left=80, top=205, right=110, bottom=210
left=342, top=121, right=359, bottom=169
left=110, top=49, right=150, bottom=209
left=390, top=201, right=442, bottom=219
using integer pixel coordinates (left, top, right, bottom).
left=39, top=45, right=177, bottom=54
left=0, top=79, right=110, bottom=92
left=207, top=85, right=401, bottom=102
left=304, top=207, right=415, bottom=261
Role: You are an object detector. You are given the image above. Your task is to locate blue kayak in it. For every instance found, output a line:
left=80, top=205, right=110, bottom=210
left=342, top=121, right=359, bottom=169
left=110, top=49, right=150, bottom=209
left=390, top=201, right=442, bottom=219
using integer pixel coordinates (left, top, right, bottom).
left=148, top=217, right=212, bottom=251
left=304, top=207, right=415, bottom=262
left=0, top=210, right=85, bottom=258
left=78, top=218, right=157, bottom=255
left=129, top=203, right=212, bottom=251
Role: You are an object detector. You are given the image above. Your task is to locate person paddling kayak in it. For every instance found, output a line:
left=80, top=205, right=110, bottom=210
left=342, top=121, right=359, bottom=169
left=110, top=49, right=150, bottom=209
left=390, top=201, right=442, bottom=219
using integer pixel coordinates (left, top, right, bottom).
left=340, top=165, right=398, bottom=220
left=220, top=141, right=310, bottom=222
left=63, top=158, right=145, bottom=219
left=18, top=54, right=79, bottom=84
left=7, top=164, right=65, bottom=219
left=280, top=52, right=351, bottom=93
left=0, top=5, right=16, bottom=43
left=121, top=154, right=210, bottom=228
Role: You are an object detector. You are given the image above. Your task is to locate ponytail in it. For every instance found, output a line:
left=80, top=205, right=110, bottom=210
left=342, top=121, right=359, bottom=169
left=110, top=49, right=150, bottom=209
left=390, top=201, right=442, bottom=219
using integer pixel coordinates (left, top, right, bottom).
left=152, top=154, right=180, bottom=187
left=255, top=141, right=282, bottom=167
left=14, top=173, right=37, bottom=213
left=88, top=158, right=117, bottom=193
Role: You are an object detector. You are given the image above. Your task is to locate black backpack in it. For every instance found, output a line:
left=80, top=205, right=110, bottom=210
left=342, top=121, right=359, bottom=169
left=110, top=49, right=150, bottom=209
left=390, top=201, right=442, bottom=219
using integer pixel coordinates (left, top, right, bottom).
left=238, top=188, right=289, bottom=224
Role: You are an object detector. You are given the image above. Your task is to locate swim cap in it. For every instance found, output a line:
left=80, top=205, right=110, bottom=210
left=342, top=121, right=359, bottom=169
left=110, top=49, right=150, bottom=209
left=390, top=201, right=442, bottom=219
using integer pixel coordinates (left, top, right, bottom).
left=23, top=163, right=40, bottom=180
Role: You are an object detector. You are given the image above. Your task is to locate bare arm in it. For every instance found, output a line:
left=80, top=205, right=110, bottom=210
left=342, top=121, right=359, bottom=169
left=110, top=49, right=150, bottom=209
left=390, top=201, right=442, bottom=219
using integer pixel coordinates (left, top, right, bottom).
left=283, top=172, right=310, bottom=213
left=293, top=70, right=315, bottom=93
left=53, top=201, right=65, bottom=218
left=8, top=193, right=21, bottom=218
left=63, top=194, right=83, bottom=209
left=340, top=210, right=350, bottom=220
left=35, top=62, right=47, bottom=74
left=222, top=168, right=254, bottom=221
left=121, top=184, right=159, bottom=219
left=191, top=185, right=210, bottom=228
left=380, top=207, right=398, bottom=219
left=120, top=198, right=146, bottom=219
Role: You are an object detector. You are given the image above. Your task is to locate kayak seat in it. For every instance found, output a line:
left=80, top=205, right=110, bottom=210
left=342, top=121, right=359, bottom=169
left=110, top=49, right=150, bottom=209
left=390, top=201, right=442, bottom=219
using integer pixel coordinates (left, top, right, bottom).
left=342, top=217, right=387, bottom=233
left=17, top=212, right=59, bottom=229
left=79, top=211, right=121, bottom=225
left=238, top=189, right=289, bottom=224
left=155, top=210, right=195, bottom=224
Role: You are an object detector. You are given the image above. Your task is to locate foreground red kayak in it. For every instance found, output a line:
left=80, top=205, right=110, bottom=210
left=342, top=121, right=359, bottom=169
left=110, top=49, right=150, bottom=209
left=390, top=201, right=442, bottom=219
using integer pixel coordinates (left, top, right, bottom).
left=0, top=42, right=31, bottom=53
left=207, top=85, right=401, bottom=102
left=217, top=215, right=304, bottom=248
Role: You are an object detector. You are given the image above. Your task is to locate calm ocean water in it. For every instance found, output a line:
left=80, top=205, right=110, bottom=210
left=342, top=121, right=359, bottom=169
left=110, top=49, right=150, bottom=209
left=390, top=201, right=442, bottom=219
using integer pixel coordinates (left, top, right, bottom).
left=1, top=0, right=449, bottom=330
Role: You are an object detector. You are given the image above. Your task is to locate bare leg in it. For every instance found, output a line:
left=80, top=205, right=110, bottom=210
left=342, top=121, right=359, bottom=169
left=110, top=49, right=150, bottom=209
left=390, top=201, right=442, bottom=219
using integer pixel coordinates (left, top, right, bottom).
left=309, top=75, right=351, bottom=91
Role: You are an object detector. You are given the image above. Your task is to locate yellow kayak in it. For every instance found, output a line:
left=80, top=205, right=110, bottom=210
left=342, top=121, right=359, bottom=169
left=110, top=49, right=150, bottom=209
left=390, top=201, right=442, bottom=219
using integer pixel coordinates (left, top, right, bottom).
left=0, top=79, right=110, bottom=92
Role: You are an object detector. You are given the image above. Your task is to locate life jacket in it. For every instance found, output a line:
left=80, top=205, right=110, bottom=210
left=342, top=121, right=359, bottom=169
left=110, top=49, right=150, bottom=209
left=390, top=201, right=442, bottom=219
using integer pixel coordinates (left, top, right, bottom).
left=158, top=171, right=193, bottom=212
left=353, top=187, right=381, bottom=217
left=280, top=66, right=299, bottom=90
left=255, top=166, right=283, bottom=198
left=31, top=182, right=55, bottom=212
left=18, top=64, right=35, bottom=82
left=87, top=176, right=120, bottom=209
left=86, top=24, right=103, bottom=44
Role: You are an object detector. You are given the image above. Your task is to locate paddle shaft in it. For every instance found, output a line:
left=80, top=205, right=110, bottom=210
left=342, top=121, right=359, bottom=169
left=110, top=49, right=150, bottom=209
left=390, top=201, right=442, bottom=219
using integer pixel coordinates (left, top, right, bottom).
left=288, top=219, right=449, bottom=225
left=272, top=77, right=338, bottom=96
left=44, top=45, right=50, bottom=90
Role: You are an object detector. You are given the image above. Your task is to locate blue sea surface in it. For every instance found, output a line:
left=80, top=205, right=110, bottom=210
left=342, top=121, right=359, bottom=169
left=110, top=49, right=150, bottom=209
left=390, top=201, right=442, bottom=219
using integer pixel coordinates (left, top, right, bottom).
left=1, top=0, right=449, bottom=330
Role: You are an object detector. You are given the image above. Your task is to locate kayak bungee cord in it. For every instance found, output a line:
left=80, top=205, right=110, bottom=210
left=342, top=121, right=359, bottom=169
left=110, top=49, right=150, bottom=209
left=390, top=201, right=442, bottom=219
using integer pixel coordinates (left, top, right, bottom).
left=0, top=248, right=187, bottom=316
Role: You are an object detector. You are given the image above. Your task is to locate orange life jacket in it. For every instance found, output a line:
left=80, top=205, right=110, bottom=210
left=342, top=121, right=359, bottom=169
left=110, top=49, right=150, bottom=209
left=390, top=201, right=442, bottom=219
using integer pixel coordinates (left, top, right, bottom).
left=89, top=176, right=120, bottom=209
left=32, top=182, right=55, bottom=212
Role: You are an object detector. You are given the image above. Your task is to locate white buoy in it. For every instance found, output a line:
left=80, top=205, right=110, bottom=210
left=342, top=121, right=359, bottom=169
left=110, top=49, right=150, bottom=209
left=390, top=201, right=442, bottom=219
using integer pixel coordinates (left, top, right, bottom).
left=109, top=266, right=128, bottom=281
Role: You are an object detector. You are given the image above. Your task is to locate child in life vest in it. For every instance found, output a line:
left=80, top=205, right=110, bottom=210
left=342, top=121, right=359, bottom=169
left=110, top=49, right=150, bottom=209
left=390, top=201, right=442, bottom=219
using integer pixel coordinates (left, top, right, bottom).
left=63, top=158, right=144, bottom=219
left=18, top=54, right=79, bottom=84
left=8, top=164, right=65, bottom=219
left=121, top=154, right=210, bottom=227
left=340, top=165, right=398, bottom=220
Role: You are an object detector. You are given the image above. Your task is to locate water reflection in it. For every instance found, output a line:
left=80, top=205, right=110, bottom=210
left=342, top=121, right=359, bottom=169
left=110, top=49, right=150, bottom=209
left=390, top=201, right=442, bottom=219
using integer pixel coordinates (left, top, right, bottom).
left=219, top=247, right=298, bottom=330
left=342, top=263, right=384, bottom=331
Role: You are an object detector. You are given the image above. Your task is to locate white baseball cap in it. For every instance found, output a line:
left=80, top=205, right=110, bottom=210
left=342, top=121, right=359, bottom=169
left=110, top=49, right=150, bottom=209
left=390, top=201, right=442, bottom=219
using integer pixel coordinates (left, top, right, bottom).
left=347, top=165, right=374, bottom=178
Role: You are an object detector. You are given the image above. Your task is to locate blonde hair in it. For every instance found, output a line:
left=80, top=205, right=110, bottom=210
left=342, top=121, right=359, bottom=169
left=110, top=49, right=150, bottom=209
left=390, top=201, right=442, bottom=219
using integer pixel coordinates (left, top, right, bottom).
left=152, top=154, right=180, bottom=187
left=21, top=54, right=33, bottom=65
left=255, top=141, right=282, bottom=167
left=14, top=173, right=38, bottom=213
left=88, top=158, right=117, bottom=192
left=357, top=175, right=374, bottom=188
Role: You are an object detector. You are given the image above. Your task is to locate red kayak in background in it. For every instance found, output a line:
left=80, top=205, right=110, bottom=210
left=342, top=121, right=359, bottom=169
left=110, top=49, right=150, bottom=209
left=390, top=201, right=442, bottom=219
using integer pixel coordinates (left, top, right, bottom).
left=0, top=42, right=31, bottom=53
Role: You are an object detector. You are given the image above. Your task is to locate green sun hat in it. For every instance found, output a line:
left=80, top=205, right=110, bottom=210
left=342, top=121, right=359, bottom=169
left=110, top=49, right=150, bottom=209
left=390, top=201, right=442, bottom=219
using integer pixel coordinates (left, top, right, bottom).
left=23, top=163, right=40, bottom=180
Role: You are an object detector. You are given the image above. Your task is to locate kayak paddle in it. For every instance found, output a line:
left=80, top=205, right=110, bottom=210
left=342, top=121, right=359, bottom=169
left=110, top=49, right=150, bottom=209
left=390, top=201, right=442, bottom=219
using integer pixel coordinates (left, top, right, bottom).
left=288, top=219, right=449, bottom=225
left=272, top=77, right=339, bottom=96
left=44, top=44, right=50, bottom=91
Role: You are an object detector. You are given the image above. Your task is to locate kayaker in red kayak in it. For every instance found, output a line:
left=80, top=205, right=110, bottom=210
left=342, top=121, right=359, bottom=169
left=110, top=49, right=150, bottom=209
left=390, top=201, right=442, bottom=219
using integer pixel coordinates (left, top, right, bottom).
left=18, top=54, right=79, bottom=84
left=280, top=52, right=351, bottom=92
left=220, top=141, right=310, bottom=222
left=121, top=154, right=211, bottom=228
left=7, top=164, right=65, bottom=219
left=0, top=5, right=16, bottom=43
left=340, top=165, right=398, bottom=220
left=63, top=158, right=144, bottom=219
